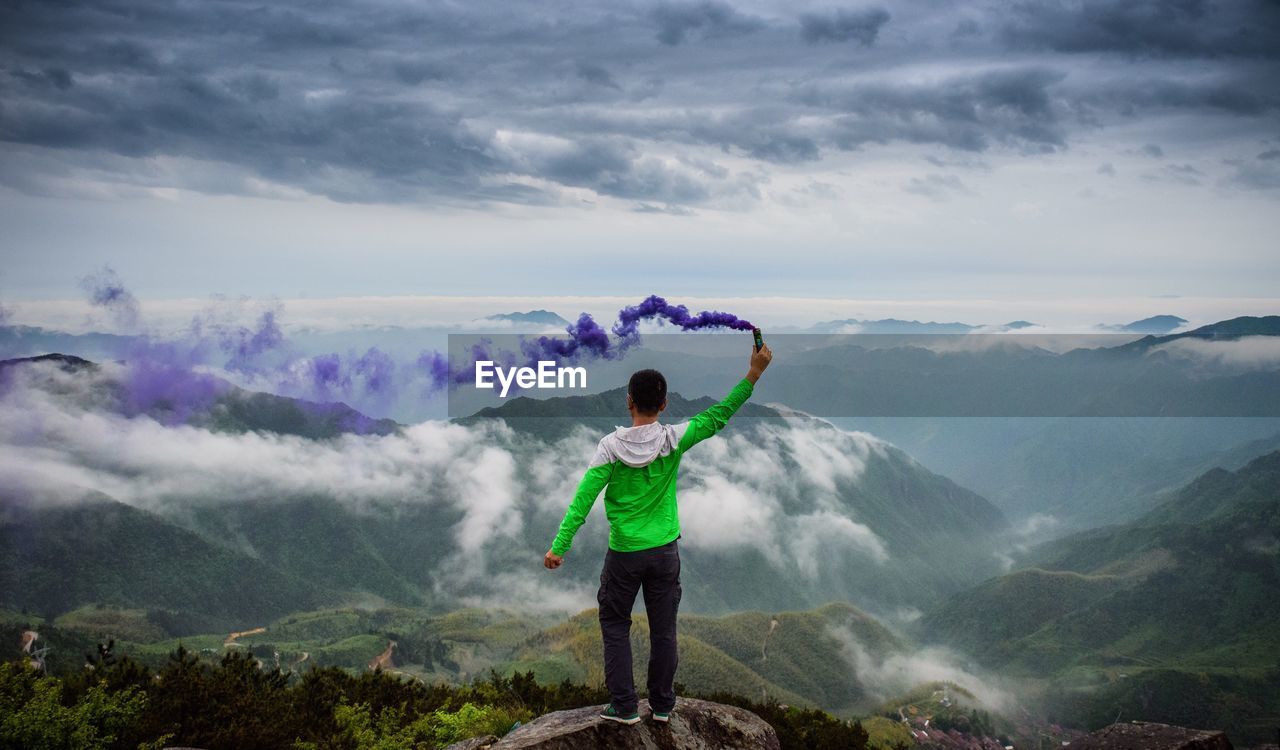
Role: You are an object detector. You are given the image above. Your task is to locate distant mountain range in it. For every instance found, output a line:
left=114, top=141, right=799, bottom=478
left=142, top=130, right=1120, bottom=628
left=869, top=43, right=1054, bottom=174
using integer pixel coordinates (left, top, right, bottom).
left=1096, top=315, right=1187, bottom=333
left=4, top=335, right=1280, bottom=739
left=915, top=450, right=1280, bottom=736
left=0, top=353, right=399, bottom=437
left=0, top=354, right=1010, bottom=632
left=485, top=310, right=571, bottom=327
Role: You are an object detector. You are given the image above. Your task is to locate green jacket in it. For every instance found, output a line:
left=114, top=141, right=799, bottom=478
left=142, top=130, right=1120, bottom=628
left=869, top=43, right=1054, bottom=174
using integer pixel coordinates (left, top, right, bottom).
left=550, top=378, right=755, bottom=555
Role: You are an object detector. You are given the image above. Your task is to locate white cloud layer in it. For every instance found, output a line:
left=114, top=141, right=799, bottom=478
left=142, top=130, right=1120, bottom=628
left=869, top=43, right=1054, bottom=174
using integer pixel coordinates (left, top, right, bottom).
left=0, top=360, right=895, bottom=606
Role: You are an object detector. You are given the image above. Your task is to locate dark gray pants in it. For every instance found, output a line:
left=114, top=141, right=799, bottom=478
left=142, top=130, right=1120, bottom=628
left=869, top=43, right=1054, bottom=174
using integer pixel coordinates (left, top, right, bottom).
left=597, top=538, right=682, bottom=714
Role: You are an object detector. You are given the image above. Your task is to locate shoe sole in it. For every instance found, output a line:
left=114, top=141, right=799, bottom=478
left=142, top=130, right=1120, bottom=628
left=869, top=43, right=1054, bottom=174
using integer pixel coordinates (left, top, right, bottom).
left=652, top=714, right=670, bottom=723
left=601, top=714, right=641, bottom=725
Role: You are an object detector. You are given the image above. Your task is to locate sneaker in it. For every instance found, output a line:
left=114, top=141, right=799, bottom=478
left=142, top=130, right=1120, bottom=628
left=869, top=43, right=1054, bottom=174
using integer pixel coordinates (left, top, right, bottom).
left=600, top=704, right=641, bottom=725
left=651, top=709, right=672, bottom=723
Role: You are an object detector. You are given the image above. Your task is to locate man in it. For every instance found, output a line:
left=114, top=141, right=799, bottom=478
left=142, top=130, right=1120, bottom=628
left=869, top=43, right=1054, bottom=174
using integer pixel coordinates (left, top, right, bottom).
left=543, top=342, right=773, bottom=725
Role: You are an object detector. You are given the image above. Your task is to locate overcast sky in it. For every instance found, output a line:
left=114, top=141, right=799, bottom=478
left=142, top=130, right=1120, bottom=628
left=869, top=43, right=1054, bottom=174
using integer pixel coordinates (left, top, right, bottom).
left=1, top=0, right=1278, bottom=317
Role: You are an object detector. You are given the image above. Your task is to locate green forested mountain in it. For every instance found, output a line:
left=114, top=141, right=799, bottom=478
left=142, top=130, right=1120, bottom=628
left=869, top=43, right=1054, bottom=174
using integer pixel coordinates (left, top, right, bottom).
left=2, top=354, right=1012, bottom=626
left=0, top=353, right=399, bottom=437
left=916, top=451, right=1280, bottom=737
left=832, top=416, right=1280, bottom=529
left=467, top=386, right=1009, bottom=614
left=0, top=496, right=326, bottom=631
left=502, top=601, right=904, bottom=714
left=920, top=450, right=1280, bottom=671
left=2, top=600, right=908, bottom=716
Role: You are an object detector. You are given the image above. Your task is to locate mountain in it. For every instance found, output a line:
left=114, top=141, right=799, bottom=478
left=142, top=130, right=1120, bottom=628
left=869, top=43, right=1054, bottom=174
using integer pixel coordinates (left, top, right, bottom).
left=0, top=494, right=326, bottom=631
left=0, top=353, right=399, bottom=438
left=832, top=416, right=1280, bottom=529
left=5, top=600, right=908, bottom=716
left=504, top=602, right=905, bottom=713
left=1098, top=315, right=1187, bottom=334
left=919, top=450, right=1280, bottom=670
left=2, top=353, right=1010, bottom=627
left=807, top=319, right=978, bottom=334
left=915, top=451, right=1280, bottom=739
left=487, top=310, right=571, bottom=327
left=805, top=319, right=1038, bottom=333
left=1124, top=315, right=1280, bottom=349
left=467, top=385, right=1011, bottom=615
left=0, top=325, right=136, bottom=361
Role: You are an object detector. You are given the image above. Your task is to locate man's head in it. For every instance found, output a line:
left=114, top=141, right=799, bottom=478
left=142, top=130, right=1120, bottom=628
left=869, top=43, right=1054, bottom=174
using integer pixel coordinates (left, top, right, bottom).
left=627, top=369, right=667, bottom=417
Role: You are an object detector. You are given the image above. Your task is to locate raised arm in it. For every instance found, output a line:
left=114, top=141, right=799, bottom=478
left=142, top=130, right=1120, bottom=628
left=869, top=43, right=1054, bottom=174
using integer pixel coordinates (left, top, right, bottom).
left=677, top=342, right=772, bottom=453
left=545, top=444, right=613, bottom=567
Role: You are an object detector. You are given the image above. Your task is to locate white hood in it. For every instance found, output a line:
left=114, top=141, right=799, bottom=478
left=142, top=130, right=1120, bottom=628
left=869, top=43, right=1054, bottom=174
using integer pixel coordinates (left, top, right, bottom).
left=597, top=422, right=689, bottom=468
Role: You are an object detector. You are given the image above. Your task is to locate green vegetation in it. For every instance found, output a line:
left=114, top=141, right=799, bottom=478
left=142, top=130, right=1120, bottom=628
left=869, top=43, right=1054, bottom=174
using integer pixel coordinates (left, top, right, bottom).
left=1, top=601, right=915, bottom=717
left=0, top=643, right=884, bottom=750
left=0, top=662, right=154, bottom=750
left=917, top=450, right=1280, bottom=742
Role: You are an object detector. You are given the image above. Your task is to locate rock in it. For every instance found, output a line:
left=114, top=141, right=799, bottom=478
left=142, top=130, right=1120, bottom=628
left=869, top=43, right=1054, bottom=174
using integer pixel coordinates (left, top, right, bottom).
left=1067, top=721, right=1233, bottom=750
left=488, top=698, right=779, bottom=750
left=442, top=737, right=499, bottom=750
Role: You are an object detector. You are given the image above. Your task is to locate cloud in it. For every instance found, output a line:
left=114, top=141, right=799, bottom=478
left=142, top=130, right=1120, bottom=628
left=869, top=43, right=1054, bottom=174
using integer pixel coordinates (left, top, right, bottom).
left=799, top=8, right=890, bottom=46
left=1143, top=162, right=1202, bottom=185
left=802, top=67, right=1070, bottom=153
left=904, top=173, right=972, bottom=200
left=79, top=266, right=139, bottom=329
left=1152, top=335, right=1280, bottom=369
left=1222, top=152, right=1280, bottom=190
left=0, top=359, right=895, bottom=600
left=1000, top=0, right=1280, bottom=59
left=574, top=62, right=620, bottom=90
left=1, top=0, right=1275, bottom=209
left=831, top=627, right=1016, bottom=713
left=650, top=1, right=764, bottom=45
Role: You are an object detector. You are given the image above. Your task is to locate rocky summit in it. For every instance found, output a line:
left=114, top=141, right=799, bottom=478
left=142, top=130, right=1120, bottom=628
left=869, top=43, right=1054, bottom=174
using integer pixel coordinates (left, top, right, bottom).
left=442, top=698, right=779, bottom=750
left=1067, top=721, right=1233, bottom=750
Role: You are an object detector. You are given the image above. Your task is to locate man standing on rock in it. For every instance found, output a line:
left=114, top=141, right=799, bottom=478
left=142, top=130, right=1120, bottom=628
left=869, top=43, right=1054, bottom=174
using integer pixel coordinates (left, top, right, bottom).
left=544, top=342, right=773, bottom=725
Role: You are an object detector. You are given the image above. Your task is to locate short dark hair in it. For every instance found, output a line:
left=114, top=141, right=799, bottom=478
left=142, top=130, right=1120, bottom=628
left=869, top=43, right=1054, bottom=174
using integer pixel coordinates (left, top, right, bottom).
left=628, top=369, right=667, bottom=415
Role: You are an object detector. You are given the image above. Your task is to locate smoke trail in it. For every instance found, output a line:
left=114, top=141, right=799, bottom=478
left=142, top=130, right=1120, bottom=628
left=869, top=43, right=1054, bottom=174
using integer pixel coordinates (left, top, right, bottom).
left=79, top=266, right=140, bottom=330
left=204, top=308, right=286, bottom=371
left=454, top=294, right=755, bottom=390
left=63, top=272, right=757, bottom=414
left=616, top=295, right=754, bottom=336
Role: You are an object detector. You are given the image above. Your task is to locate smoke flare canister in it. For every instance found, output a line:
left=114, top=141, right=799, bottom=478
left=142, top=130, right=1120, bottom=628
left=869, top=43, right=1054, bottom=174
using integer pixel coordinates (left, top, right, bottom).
left=752, top=327, right=764, bottom=351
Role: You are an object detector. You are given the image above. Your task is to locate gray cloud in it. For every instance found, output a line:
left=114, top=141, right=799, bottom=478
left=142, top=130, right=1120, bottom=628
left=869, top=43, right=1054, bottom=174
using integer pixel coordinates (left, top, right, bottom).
left=0, top=0, right=1277, bottom=208
left=904, top=173, right=972, bottom=200
left=799, top=8, right=891, bottom=45
left=0, top=360, right=895, bottom=603
left=1222, top=152, right=1280, bottom=190
left=1001, top=0, right=1280, bottom=59
left=575, top=62, right=621, bottom=89
left=650, top=1, right=764, bottom=45
left=811, top=68, right=1069, bottom=153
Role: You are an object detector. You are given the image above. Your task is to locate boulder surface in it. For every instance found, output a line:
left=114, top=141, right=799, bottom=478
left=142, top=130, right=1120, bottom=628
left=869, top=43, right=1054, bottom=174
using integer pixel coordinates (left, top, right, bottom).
left=475, top=698, right=779, bottom=750
left=1067, top=721, right=1233, bottom=750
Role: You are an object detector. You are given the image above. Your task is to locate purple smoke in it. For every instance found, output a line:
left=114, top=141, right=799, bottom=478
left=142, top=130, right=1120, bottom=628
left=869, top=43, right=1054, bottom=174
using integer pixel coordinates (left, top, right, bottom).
left=117, top=339, right=230, bottom=424
left=519, top=295, right=752, bottom=366
left=430, top=295, right=755, bottom=395
left=213, top=309, right=286, bottom=370
left=615, top=295, right=754, bottom=337
left=79, top=266, right=140, bottom=329
left=41, top=272, right=759, bottom=417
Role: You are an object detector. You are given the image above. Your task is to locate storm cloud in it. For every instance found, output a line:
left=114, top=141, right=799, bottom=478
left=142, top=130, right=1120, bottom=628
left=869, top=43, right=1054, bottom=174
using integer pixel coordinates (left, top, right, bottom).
left=1, top=0, right=1277, bottom=209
